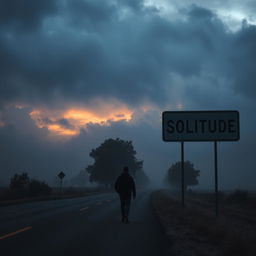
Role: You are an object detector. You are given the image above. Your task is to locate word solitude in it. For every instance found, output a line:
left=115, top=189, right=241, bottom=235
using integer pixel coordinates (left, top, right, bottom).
left=167, top=119, right=236, bottom=134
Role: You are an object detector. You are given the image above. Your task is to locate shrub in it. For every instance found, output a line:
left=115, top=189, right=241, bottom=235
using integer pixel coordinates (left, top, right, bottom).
left=227, top=190, right=249, bottom=203
left=9, top=173, right=30, bottom=197
left=9, top=173, right=52, bottom=198
left=28, top=180, right=52, bottom=196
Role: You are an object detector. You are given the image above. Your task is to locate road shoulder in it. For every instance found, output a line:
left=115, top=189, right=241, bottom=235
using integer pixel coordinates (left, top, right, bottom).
left=152, top=190, right=222, bottom=256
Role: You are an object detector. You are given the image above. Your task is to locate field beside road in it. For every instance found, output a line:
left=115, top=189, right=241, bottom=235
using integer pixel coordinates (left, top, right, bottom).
left=152, top=189, right=256, bottom=256
left=0, top=186, right=106, bottom=207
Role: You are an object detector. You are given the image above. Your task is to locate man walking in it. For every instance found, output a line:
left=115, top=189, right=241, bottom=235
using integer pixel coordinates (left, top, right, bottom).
left=115, top=167, right=136, bottom=223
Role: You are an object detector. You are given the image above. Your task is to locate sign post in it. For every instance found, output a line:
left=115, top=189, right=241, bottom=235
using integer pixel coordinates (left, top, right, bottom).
left=214, top=141, right=219, bottom=217
left=181, top=142, right=185, bottom=207
left=162, top=111, right=240, bottom=216
left=58, top=171, right=66, bottom=193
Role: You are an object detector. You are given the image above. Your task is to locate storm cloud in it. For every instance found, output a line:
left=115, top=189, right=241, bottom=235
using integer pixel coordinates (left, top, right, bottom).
left=0, top=0, right=57, bottom=31
left=0, top=1, right=255, bottom=106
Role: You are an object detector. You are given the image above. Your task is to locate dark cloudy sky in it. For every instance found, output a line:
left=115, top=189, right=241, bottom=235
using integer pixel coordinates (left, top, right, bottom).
left=0, top=0, right=256, bottom=189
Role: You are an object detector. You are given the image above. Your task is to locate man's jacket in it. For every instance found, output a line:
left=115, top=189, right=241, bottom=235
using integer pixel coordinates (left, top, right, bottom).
left=115, top=173, right=136, bottom=197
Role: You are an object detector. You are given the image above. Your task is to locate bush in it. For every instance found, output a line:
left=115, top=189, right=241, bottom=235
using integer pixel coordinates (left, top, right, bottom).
left=9, top=173, right=52, bottom=198
left=9, top=173, right=30, bottom=197
left=227, top=190, right=249, bottom=203
left=28, top=180, right=52, bottom=196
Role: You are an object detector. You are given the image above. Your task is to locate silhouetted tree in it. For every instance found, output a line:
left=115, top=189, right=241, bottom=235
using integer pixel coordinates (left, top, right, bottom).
left=165, top=161, right=200, bottom=190
left=86, top=138, right=143, bottom=187
left=9, top=172, right=30, bottom=196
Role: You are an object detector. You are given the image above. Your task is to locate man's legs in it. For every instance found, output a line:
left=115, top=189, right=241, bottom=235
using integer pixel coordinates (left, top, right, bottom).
left=124, top=197, right=131, bottom=217
left=124, top=196, right=131, bottom=223
left=120, top=195, right=126, bottom=222
left=120, top=194, right=132, bottom=223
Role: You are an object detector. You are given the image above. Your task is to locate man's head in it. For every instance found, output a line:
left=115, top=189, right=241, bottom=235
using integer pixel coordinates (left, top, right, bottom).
left=123, top=166, right=129, bottom=173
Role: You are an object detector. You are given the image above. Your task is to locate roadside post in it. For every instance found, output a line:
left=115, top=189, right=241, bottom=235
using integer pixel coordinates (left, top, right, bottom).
left=162, top=111, right=240, bottom=216
left=181, top=141, right=184, bottom=207
left=214, top=141, right=218, bottom=217
left=58, top=171, right=66, bottom=193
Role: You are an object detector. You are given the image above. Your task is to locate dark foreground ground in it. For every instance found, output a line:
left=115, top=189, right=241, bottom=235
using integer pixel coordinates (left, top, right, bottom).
left=152, top=190, right=256, bottom=256
left=0, top=190, right=170, bottom=256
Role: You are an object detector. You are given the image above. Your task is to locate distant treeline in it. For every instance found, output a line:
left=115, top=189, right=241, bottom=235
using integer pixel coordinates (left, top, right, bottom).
left=0, top=138, right=150, bottom=201
left=8, top=172, right=52, bottom=199
left=0, top=172, right=105, bottom=202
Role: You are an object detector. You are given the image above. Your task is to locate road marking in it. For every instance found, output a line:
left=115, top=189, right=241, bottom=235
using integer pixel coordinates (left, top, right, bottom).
left=0, top=226, right=32, bottom=240
left=80, top=207, right=89, bottom=212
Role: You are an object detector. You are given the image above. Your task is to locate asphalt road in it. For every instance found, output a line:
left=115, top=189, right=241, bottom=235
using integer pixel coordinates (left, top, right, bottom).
left=0, top=190, right=169, bottom=256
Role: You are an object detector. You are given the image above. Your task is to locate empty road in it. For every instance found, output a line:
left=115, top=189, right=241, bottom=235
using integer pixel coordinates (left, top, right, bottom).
left=0, top=190, right=169, bottom=256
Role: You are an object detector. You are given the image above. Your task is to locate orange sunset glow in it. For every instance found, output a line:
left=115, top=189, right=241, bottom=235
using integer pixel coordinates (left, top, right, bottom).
left=0, top=120, right=5, bottom=127
left=29, top=102, right=134, bottom=139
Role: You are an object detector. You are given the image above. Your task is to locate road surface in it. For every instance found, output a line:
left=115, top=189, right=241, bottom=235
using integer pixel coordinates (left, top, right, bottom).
left=0, top=190, right=169, bottom=256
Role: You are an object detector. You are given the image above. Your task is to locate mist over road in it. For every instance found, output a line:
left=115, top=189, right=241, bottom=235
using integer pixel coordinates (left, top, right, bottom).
left=0, top=190, right=169, bottom=256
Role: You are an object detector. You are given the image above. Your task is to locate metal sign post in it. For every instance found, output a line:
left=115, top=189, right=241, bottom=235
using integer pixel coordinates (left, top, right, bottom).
left=58, top=171, right=66, bottom=193
left=60, top=179, right=63, bottom=193
left=162, top=110, right=240, bottom=216
left=214, top=141, right=219, bottom=217
left=181, top=142, right=185, bottom=207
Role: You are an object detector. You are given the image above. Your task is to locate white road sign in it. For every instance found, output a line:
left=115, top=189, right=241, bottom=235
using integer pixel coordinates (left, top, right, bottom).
left=162, top=111, right=240, bottom=142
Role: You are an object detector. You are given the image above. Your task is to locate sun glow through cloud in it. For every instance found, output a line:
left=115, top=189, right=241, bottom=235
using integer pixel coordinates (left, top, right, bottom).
left=0, top=120, right=5, bottom=127
left=29, top=101, right=134, bottom=139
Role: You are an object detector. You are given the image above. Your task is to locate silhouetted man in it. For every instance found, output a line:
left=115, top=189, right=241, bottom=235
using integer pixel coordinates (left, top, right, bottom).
left=115, top=167, right=136, bottom=223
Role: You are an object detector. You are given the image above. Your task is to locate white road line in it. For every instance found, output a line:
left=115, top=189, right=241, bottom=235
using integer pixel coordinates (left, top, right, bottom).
left=80, top=207, right=89, bottom=212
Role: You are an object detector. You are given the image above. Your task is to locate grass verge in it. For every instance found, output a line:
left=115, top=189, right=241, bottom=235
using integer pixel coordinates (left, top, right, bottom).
left=152, top=190, right=256, bottom=256
left=0, top=187, right=109, bottom=207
